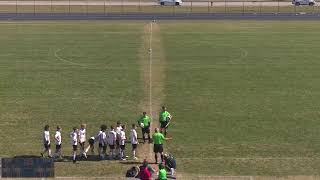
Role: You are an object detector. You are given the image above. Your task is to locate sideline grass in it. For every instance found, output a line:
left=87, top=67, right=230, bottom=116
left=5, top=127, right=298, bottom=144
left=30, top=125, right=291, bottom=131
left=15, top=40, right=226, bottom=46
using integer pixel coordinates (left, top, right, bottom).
left=160, top=21, right=320, bottom=175
left=0, top=21, right=145, bottom=176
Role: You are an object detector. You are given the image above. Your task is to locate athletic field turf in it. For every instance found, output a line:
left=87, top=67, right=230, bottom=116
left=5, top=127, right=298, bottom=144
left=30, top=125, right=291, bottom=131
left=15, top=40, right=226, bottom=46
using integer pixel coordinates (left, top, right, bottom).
left=1, top=21, right=320, bottom=177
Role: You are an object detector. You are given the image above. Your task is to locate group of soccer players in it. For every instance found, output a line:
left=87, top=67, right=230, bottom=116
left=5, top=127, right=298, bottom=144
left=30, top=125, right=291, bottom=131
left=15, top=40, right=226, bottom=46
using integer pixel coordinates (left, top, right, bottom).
left=41, top=106, right=172, bottom=164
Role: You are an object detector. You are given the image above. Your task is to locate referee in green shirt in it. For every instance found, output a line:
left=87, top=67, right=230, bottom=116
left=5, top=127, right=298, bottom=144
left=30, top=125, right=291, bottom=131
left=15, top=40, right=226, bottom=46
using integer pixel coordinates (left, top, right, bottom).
left=137, top=112, right=151, bottom=143
left=159, top=106, right=172, bottom=137
left=152, top=128, right=171, bottom=164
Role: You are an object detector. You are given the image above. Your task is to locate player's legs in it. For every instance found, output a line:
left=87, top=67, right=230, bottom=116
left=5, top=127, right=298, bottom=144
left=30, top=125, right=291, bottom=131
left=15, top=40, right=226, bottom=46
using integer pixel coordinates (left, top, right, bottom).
left=146, top=127, right=151, bottom=143
left=132, top=144, right=137, bottom=160
left=159, top=144, right=164, bottom=163
left=79, top=142, right=84, bottom=155
left=72, top=145, right=77, bottom=163
left=55, top=145, right=62, bottom=158
left=154, top=144, right=159, bottom=163
left=98, top=143, right=104, bottom=159
left=142, top=128, right=146, bottom=143
left=116, top=140, right=120, bottom=158
left=160, top=121, right=168, bottom=137
left=120, top=145, right=125, bottom=160
left=58, top=145, right=62, bottom=158
left=91, top=145, right=94, bottom=153
left=79, top=142, right=83, bottom=156
left=48, top=147, right=52, bottom=157
left=98, top=144, right=102, bottom=157
left=85, top=144, right=90, bottom=154
left=109, top=145, right=115, bottom=159
left=41, top=144, right=48, bottom=157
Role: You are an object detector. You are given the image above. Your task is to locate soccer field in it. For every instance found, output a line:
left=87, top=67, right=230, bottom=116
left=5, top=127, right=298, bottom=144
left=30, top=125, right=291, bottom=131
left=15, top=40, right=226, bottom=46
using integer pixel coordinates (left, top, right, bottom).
left=1, top=21, right=320, bottom=177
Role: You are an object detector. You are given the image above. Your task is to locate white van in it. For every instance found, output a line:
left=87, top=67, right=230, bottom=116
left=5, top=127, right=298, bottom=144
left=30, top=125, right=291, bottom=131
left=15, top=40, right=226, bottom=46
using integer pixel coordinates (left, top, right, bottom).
left=159, top=0, right=182, bottom=6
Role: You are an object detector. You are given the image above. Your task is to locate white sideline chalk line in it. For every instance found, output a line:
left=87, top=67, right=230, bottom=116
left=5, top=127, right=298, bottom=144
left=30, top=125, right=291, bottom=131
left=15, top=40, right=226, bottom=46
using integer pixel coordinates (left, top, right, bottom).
left=149, top=22, right=153, bottom=159
left=54, top=48, right=88, bottom=67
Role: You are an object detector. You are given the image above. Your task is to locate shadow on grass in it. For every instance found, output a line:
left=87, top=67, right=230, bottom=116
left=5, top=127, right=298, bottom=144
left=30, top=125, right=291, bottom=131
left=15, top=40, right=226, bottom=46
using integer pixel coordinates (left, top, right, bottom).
left=119, top=161, right=142, bottom=165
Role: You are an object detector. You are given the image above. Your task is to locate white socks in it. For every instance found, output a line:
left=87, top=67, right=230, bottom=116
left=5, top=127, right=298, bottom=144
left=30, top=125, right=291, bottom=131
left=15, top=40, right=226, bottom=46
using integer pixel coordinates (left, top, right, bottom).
left=73, top=151, right=76, bottom=160
left=132, top=150, right=136, bottom=158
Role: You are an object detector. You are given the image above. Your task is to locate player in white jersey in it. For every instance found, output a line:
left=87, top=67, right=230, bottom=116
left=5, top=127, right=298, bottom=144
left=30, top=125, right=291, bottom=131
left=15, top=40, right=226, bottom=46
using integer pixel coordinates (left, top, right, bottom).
left=115, top=121, right=122, bottom=158
left=130, top=124, right=139, bottom=160
left=54, top=126, right=62, bottom=158
left=70, top=127, right=78, bottom=163
left=119, top=125, right=127, bottom=160
left=41, top=125, right=52, bottom=158
left=98, top=124, right=107, bottom=160
left=78, top=124, right=86, bottom=158
left=107, top=125, right=117, bottom=160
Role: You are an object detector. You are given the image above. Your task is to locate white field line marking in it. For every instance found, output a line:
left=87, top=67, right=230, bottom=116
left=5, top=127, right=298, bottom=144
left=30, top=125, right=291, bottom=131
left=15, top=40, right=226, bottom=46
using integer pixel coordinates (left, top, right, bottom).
left=177, top=157, right=320, bottom=160
left=54, top=48, right=88, bottom=67
left=149, top=22, right=153, bottom=120
left=149, top=22, right=153, bottom=159
left=227, top=47, right=248, bottom=64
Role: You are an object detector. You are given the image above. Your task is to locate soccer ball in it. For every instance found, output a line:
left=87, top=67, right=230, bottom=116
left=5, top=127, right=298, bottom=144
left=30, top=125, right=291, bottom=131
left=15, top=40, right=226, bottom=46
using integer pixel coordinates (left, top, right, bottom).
left=140, top=123, right=144, bottom=128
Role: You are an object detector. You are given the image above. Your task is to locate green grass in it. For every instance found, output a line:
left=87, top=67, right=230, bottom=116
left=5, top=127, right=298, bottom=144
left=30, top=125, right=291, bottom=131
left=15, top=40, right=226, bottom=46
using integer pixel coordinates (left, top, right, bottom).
left=0, top=21, right=145, bottom=176
left=2, top=21, right=320, bottom=177
left=161, top=21, right=320, bottom=175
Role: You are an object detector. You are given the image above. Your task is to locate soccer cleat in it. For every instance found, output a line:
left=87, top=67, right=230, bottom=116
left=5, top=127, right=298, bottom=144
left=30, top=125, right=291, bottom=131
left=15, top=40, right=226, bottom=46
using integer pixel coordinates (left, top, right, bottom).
left=133, top=157, right=138, bottom=160
left=121, top=158, right=126, bottom=161
left=40, top=153, right=44, bottom=157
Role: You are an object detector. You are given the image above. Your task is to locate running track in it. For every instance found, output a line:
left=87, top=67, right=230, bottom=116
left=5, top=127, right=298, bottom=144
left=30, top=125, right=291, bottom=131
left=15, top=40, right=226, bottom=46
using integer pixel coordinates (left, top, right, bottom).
left=0, top=12, right=320, bottom=20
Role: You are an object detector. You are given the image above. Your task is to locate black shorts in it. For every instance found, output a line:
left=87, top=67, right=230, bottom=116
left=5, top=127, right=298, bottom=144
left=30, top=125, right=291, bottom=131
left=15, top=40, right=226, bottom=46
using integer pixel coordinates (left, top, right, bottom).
left=160, top=121, right=169, bottom=129
left=56, top=144, right=61, bottom=150
left=116, top=140, right=120, bottom=146
left=79, top=142, right=85, bottom=147
left=142, top=126, right=150, bottom=134
left=44, top=143, right=50, bottom=150
left=120, top=145, right=125, bottom=150
left=132, top=144, right=137, bottom=150
left=153, top=144, right=163, bottom=153
left=89, top=139, right=94, bottom=145
left=109, top=144, right=115, bottom=149
left=73, top=145, right=77, bottom=151
left=99, top=143, right=107, bottom=151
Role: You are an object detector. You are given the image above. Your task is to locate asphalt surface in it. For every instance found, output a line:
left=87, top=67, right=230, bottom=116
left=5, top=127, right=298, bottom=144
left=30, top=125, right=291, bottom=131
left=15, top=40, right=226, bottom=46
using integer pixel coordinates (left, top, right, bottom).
left=0, top=12, right=320, bottom=20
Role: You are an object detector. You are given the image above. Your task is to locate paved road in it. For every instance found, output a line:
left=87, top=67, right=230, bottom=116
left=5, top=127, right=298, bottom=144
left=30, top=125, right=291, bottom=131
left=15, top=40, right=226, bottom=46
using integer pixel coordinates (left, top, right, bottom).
left=0, top=1, right=301, bottom=7
left=0, top=12, right=320, bottom=20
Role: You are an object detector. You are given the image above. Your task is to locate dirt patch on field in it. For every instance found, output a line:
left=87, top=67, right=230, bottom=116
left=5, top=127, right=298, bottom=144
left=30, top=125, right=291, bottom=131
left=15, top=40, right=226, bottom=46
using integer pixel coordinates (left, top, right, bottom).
left=137, top=22, right=166, bottom=165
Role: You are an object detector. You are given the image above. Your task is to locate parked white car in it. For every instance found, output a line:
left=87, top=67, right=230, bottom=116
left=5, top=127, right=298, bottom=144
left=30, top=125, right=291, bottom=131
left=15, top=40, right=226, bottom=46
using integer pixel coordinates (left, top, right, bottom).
left=159, top=0, right=182, bottom=6
left=292, top=0, right=315, bottom=6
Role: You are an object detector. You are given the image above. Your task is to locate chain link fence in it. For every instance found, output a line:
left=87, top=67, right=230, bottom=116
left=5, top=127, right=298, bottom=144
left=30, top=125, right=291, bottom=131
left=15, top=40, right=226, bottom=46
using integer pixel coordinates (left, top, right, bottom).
left=0, top=0, right=319, bottom=14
